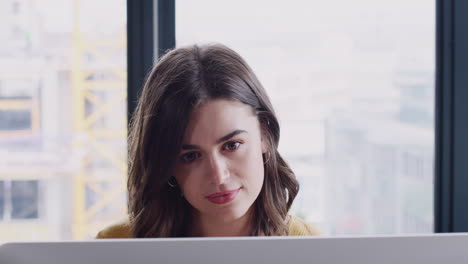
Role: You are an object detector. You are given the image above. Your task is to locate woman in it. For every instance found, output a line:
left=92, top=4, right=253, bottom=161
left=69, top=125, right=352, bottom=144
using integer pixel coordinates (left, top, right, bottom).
left=97, top=44, right=320, bottom=238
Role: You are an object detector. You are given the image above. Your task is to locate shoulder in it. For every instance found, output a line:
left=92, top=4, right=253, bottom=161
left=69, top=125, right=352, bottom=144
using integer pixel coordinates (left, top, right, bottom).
left=96, top=220, right=132, bottom=239
left=287, top=215, right=321, bottom=236
left=96, top=216, right=319, bottom=238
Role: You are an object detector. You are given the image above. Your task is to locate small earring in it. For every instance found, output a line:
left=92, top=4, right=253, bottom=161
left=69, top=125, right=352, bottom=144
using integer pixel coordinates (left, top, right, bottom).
left=168, top=176, right=178, bottom=188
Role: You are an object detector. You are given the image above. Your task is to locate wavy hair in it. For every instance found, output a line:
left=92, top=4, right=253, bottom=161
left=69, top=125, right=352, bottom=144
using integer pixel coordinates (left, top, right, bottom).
left=128, top=43, right=299, bottom=237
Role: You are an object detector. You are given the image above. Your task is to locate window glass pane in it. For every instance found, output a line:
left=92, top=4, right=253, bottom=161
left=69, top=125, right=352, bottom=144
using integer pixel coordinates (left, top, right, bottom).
left=11, top=180, right=38, bottom=219
left=177, top=0, right=435, bottom=235
left=0, top=109, right=31, bottom=130
left=0, top=0, right=127, bottom=241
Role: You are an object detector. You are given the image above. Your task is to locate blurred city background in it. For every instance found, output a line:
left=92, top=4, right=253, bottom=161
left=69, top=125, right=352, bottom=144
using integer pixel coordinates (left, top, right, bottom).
left=0, top=0, right=434, bottom=241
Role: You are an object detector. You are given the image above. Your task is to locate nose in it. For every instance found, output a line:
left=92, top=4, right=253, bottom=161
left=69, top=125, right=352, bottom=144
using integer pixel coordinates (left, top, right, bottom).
left=207, top=154, right=230, bottom=185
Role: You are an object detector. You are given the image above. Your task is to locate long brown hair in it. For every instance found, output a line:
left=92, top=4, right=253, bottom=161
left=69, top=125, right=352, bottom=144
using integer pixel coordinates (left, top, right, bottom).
left=128, top=43, right=299, bottom=237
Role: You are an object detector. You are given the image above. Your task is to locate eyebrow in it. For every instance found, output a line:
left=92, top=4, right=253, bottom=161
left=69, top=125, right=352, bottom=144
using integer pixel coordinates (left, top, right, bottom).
left=181, top=130, right=248, bottom=150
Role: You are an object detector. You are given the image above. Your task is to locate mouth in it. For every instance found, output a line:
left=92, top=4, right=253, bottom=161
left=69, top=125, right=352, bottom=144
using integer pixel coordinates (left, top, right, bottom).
left=205, top=187, right=242, bottom=205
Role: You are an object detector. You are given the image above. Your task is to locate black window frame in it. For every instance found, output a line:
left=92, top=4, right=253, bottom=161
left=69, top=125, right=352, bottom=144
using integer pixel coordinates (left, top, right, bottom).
left=126, top=0, right=175, bottom=122
left=435, top=0, right=468, bottom=233
left=127, top=0, right=468, bottom=233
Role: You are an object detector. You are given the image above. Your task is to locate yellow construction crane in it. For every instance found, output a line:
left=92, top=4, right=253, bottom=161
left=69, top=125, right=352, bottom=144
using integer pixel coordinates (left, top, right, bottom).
left=71, top=0, right=128, bottom=239
left=0, top=0, right=127, bottom=241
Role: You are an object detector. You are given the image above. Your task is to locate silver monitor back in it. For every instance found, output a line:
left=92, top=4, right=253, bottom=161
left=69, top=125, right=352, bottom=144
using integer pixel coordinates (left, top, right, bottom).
left=1, top=234, right=468, bottom=264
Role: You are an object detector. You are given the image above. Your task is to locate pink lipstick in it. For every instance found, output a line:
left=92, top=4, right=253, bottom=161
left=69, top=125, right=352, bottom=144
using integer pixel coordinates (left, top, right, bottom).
left=205, top=188, right=241, bottom=204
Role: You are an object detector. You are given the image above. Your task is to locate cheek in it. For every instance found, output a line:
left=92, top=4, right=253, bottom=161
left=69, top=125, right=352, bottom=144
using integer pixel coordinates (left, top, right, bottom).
left=175, top=170, right=200, bottom=197
left=175, top=165, right=210, bottom=210
left=174, top=164, right=192, bottom=191
left=236, top=144, right=265, bottom=188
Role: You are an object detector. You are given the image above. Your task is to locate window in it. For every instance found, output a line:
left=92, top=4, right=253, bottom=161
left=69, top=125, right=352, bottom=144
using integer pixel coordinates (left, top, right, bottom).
left=0, top=0, right=127, bottom=241
left=0, top=109, right=32, bottom=131
left=11, top=181, right=39, bottom=219
left=0, top=79, right=40, bottom=137
left=0, top=180, right=40, bottom=220
left=3, top=0, right=466, bottom=241
left=176, top=0, right=435, bottom=235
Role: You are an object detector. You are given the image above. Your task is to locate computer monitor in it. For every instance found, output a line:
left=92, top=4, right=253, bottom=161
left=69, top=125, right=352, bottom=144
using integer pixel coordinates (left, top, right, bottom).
left=1, top=233, right=468, bottom=264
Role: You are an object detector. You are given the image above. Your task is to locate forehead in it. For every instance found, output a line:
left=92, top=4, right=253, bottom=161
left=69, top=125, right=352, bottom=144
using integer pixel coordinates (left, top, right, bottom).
left=183, top=99, right=259, bottom=143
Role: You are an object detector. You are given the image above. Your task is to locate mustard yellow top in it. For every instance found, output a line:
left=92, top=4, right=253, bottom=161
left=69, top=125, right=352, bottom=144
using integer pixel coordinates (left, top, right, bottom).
left=96, top=215, right=320, bottom=238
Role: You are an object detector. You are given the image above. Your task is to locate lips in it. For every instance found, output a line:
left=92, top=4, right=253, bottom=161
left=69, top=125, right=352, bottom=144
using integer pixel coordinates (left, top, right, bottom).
left=205, top=188, right=241, bottom=204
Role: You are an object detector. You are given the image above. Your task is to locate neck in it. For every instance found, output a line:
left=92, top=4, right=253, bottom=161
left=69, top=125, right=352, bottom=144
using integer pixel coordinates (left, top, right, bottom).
left=190, top=207, right=254, bottom=237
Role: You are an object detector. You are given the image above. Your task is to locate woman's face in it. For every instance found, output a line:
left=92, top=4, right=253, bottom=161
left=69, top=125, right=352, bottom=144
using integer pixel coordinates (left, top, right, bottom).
left=173, top=99, right=266, bottom=222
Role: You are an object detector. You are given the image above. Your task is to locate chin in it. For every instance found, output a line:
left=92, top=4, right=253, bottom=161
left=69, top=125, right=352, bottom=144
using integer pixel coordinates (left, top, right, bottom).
left=210, top=204, right=252, bottom=223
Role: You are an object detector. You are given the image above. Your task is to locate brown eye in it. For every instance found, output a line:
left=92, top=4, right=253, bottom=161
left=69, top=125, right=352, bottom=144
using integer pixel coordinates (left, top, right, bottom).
left=180, top=152, right=200, bottom=163
left=223, top=141, right=241, bottom=152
